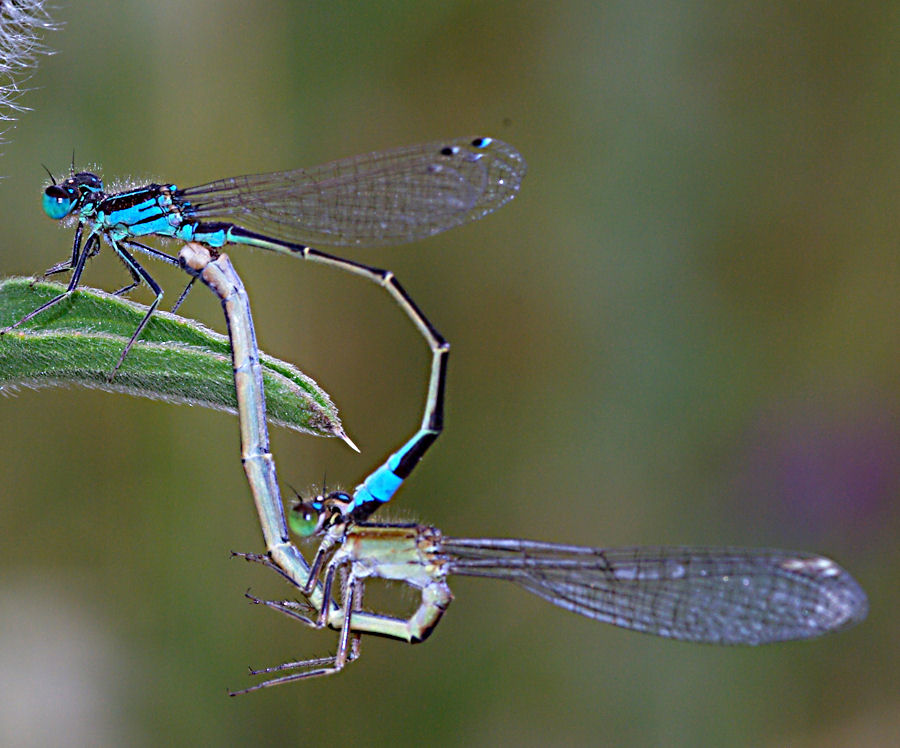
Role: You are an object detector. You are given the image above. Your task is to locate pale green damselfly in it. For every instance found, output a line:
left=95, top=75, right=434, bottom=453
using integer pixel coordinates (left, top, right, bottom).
left=181, top=247, right=867, bottom=694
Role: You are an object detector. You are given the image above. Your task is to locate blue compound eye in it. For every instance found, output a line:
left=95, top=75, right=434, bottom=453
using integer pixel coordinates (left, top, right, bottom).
left=42, top=185, right=76, bottom=219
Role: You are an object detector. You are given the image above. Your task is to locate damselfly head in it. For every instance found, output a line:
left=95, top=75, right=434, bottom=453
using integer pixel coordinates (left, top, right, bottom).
left=288, top=490, right=353, bottom=538
left=42, top=171, right=103, bottom=220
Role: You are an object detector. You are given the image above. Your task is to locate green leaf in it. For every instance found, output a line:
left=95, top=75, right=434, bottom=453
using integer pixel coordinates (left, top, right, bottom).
left=0, top=277, right=348, bottom=440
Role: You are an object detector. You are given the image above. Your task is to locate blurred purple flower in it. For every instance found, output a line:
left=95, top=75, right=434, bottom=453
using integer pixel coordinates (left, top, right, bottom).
left=734, top=395, right=899, bottom=543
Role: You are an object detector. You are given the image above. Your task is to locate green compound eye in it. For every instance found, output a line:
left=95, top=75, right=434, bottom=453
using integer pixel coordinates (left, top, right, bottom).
left=289, top=503, right=321, bottom=538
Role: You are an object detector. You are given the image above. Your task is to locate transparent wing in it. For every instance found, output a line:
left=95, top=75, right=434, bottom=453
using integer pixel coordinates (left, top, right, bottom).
left=441, top=539, right=867, bottom=644
left=177, top=137, right=525, bottom=248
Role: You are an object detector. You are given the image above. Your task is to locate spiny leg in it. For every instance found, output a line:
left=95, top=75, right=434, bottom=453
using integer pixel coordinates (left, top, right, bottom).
left=107, top=240, right=164, bottom=379
left=123, top=238, right=181, bottom=267
left=42, top=223, right=87, bottom=277
left=315, top=554, right=343, bottom=629
left=110, top=253, right=144, bottom=297
left=170, top=276, right=198, bottom=313
left=110, top=239, right=180, bottom=297
left=231, top=551, right=295, bottom=585
left=120, top=239, right=197, bottom=314
left=232, top=541, right=339, bottom=624
left=243, top=589, right=317, bottom=627
left=1, top=231, right=98, bottom=334
left=300, top=535, right=340, bottom=599
left=229, top=569, right=365, bottom=694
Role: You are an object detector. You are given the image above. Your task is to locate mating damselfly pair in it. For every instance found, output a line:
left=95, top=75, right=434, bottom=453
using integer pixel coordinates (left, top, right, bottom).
left=182, top=243, right=866, bottom=694
left=11, top=135, right=868, bottom=690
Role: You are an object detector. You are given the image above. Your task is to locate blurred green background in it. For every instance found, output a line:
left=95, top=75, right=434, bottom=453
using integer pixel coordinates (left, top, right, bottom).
left=1, top=1, right=897, bottom=746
